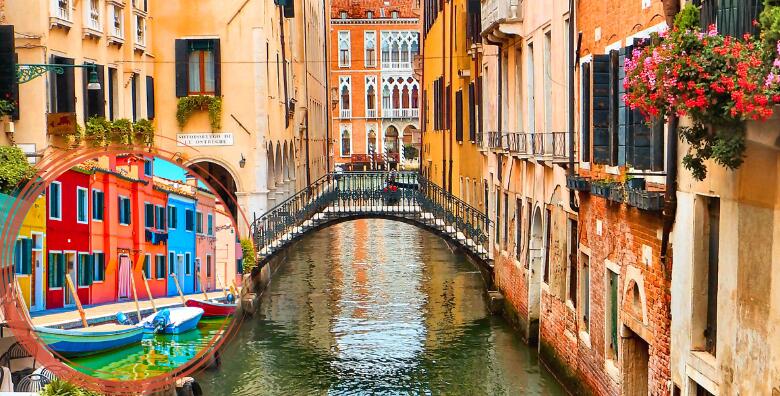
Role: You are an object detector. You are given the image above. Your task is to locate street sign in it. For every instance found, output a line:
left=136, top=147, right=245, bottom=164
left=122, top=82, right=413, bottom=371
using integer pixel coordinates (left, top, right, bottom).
left=46, top=112, right=77, bottom=136
left=177, top=133, right=234, bottom=147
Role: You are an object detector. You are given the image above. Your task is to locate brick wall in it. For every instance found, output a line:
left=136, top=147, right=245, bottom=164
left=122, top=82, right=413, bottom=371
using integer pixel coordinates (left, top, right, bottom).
left=331, top=0, right=419, bottom=19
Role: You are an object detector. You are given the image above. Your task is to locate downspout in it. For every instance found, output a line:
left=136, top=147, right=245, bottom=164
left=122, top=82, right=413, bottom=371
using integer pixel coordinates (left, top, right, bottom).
left=323, top=0, right=331, bottom=173
left=448, top=1, right=455, bottom=193
left=567, top=0, right=579, bottom=212
left=441, top=3, right=447, bottom=191
left=660, top=114, right=678, bottom=274
left=303, top=0, right=312, bottom=186
left=279, top=6, right=290, bottom=129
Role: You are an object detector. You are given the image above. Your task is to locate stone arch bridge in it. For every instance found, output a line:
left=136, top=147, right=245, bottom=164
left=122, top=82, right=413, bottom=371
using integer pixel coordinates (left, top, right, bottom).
left=250, top=172, right=493, bottom=285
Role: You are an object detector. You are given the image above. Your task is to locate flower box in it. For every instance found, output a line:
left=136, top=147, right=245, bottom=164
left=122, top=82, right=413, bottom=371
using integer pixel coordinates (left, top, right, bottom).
left=608, top=186, right=625, bottom=203
left=566, top=175, right=591, bottom=192
left=627, top=189, right=665, bottom=211
left=591, top=183, right=612, bottom=199
left=625, top=178, right=646, bottom=190
left=382, top=185, right=400, bottom=205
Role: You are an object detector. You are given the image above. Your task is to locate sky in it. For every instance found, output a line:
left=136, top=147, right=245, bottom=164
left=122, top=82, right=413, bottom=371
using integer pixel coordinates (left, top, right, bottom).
left=153, top=158, right=208, bottom=188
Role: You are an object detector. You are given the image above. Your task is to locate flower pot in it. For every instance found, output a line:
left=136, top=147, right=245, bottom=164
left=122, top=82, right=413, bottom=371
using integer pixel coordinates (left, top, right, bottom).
left=628, top=189, right=664, bottom=211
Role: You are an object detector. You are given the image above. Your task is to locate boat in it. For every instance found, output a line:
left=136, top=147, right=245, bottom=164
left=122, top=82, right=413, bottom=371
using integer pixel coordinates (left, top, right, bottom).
left=139, top=307, right=204, bottom=334
left=35, top=324, right=144, bottom=357
left=185, top=299, right=237, bottom=318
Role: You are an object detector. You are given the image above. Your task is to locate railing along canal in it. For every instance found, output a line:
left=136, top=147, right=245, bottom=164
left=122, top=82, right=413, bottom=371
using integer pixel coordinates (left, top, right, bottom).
left=250, top=171, right=491, bottom=263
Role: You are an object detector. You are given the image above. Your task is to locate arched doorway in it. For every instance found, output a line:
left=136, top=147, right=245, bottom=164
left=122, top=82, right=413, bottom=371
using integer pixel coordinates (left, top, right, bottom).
left=368, top=129, right=377, bottom=155
left=528, top=206, right=544, bottom=344
left=187, top=160, right=239, bottom=219
left=384, top=126, right=399, bottom=167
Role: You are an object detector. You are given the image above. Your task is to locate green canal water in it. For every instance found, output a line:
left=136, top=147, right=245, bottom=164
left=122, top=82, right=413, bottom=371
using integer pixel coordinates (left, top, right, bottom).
left=69, top=318, right=229, bottom=381
left=195, top=219, right=565, bottom=395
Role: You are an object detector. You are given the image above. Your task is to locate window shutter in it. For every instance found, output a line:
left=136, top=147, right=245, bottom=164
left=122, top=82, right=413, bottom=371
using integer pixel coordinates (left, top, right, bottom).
left=468, top=83, right=476, bottom=142
left=23, top=238, right=33, bottom=275
left=13, top=240, right=21, bottom=274
left=118, top=197, right=122, bottom=222
left=609, top=49, right=620, bottom=166
left=57, top=254, right=65, bottom=288
left=175, top=39, right=188, bottom=97
left=581, top=62, right=591, bottom=162
left=617, top=46, right=632, bottom=166
left=212, top=39, right=222, bottom=96
left=86, top=255, right=94, bottom=285
left=445, top=84, right=452, bottom=130
left=591, top=54, right=610, bottom=164
left=55, top=57, right=76, bottom=113
left=146, top=76, right=155, bottom=120
left=455, top=90, right=463, bottom=142
left=48, top=253, right=56, bottom=287
left=0, top=25, right=19, bottom=120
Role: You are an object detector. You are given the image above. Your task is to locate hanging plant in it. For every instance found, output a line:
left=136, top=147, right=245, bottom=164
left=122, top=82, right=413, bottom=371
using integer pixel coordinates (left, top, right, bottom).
left=0, top=146, right=36, bottom=194
left=624, top=4, right=780, bottom=180
left=176, top=95, right=222, bottom=131
left=107, top=118, right=134, bottom=145
left=133, top=118, right=155, bottom=146
left=0, top=99, right=14, bottom=117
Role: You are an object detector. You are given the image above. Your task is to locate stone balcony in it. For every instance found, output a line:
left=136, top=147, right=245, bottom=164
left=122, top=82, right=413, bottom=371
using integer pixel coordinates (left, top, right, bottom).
left=481, top=0, right=523, bottom=42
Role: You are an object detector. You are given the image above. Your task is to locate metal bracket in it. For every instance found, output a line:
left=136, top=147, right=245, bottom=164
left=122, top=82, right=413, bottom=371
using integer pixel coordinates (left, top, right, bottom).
left=16, top=63, right=97, bottom=84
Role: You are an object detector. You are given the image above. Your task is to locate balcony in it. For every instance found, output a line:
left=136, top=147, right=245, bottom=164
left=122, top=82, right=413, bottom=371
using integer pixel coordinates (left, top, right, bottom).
left=340, top=109, right=352, bottom=119
left=382, top=108, right=419, bottom=119
left=481, top=0, right=523, bottom=42
left=487, top=131, right=504, bottom=151
left=530, top=132, right=570, bottom=163
left=366, top=109, right=378, bottom=118
left=382, top=61, right=413, bottom=70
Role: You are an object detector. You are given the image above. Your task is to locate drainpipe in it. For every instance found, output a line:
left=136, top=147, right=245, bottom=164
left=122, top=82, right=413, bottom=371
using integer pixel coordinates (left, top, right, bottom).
left=660, top=114, right=678, bottom=274
left=279, top=6, right=290, bottom=129
left=441, top=2, right=447, bottom=191
left=303, top=0, right=312, bottom=186
left=322, top=0, right=331, bottom=173
left=567, top=0, right=579, bottom=212
left=448, top=0, right=455, bottom=193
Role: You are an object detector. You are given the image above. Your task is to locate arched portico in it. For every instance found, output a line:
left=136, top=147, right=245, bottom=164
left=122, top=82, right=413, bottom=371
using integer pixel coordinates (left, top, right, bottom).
left=187, top=159, right=240, bottom=219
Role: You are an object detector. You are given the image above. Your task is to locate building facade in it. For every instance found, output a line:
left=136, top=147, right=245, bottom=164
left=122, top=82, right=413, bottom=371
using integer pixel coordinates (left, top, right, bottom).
left=194, top=184, right=217, bottom=292
left=329, top=0, right=422, bottom=171
left=160, top=186, right=197, bottom=297
left=9, top=193, right=46, bottom=311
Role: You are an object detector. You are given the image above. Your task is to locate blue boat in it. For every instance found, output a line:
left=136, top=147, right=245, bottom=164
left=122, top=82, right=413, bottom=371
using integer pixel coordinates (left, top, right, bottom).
left=35, top=324, right=144, bottom=357
left=139, top=307, right=204, bottom=334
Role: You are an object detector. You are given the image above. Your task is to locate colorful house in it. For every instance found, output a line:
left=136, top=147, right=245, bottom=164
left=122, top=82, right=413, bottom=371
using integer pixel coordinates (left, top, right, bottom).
left=215, top=203, right=242, bottom=289
left=135, top=157, right=170, bottom=299
left=46, top=168, right=92, bottom=309
left=3, top=191, right=47, bottom=312
left=193, top=183, right=217, bottom=292
left=158, top=180, right=197, bottom=297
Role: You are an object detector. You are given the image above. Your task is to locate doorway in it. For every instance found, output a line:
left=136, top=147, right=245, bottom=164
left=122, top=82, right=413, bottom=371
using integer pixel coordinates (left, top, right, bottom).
left=64, top=252, right=77, bottom=306
left=622, top=327, right=650, bottom=395
left=31, top=234, right=44, bottom=312
left=118, top=255, right=132, bottom=299
left=195, top=258, right=202, bottom=292
left=527, top=207, right=544, bottom=344
left=177, top=254, right=185, bottom=286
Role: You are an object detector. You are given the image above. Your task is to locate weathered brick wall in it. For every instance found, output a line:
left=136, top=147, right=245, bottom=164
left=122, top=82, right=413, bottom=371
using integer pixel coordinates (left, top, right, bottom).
left=331, top=0, right=419, bottom=19
left=494, top=254, right=530, bottom=337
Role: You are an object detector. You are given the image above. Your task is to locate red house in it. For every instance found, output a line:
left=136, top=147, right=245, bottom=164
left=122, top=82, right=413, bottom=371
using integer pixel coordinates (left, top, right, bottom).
left=46, top=168, right=93, bottom=309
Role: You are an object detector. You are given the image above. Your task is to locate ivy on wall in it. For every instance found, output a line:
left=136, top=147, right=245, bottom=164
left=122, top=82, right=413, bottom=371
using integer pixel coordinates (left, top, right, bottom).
left=176, top=95, right=222, bottom=131
left=0, top=146, right=36, bottom=194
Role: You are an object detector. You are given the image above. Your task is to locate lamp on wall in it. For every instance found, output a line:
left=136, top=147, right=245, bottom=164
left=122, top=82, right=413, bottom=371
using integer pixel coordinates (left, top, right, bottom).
left=87, top=67, right=101, bottom=90
left=239, top=154, right=246, bottom=168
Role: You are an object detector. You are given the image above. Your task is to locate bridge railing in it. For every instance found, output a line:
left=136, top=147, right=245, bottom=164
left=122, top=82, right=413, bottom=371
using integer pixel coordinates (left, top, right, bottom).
left=250, top=171, right=491, bottom=262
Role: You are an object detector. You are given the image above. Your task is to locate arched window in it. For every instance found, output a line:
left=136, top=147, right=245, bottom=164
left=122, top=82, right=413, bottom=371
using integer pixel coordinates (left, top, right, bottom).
left=385, top=126, right=399, bottom=154
left=411, top=86, right=419, bottom=108
left=401, top=86, right=410, bottom=109
left=341, top=128, right=351, bottom=157
left=366, top=85, right=376, bottom=111
left=391, top=42, right=400, bottom=63
left=382, top=87, right=391, bottom=109
left=392, top=86, right=400, bottom=109
left=400, top=42, right=409, bottom=63
left=341, top=85, right=350, bottom=110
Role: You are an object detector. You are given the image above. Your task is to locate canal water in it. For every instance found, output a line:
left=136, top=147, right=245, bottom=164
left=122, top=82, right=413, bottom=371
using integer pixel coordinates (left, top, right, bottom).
left=196, top=219, right=565, bottom=395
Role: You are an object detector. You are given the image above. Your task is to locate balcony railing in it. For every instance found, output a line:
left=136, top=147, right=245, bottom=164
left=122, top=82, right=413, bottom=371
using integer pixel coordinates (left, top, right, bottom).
left=484, top=132, right=571, bottom=162
left=340, top=109, right=352, bottom=119
left=366, top=109, right=378, bottom=118
left=382, top=108, right=419, bottom=119
left=381, top=61, right=413, bottom=70
left=487, top=131, right=504, bottom=150
left=481, top=0, right=523, bottom=37
left=530, top=132, right=569, bottom=162
left=476, top=130, right=486, bottom=150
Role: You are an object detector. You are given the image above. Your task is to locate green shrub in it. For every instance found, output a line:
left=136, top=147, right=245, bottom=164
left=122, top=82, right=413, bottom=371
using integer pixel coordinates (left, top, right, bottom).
left=176, top=95, right=222, bottom=131
left=0, top=146, right=35, bottom=194
left=40, top=379, right=102, bottom=396
left=0, top=99, right=14, bottom=116
left=240, top=238, right=257, bottom=272
left=674, top=3, right=700, bottom=30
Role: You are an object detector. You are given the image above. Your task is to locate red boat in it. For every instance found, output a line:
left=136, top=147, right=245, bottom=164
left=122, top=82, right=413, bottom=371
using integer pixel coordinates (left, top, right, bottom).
left=185, top=299, right=237, bottom=317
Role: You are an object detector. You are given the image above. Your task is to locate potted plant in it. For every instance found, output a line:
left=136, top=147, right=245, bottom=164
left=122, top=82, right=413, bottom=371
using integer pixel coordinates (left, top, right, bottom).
left=608, top=183, right=626, bottom=203
left=176, top=95, right=223, bottom=131
left=628, top=189, right=665, bottom=211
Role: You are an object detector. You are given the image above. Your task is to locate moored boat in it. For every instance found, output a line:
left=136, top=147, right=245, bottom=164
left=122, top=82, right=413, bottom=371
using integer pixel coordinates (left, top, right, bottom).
left=35, top=324, right=144, bottom=357
left=185, top=299, right=237, bottom=318
left=139, top=307, right=204, bottom=334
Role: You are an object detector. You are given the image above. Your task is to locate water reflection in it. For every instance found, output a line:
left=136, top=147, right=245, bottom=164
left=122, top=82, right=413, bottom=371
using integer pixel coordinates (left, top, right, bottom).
left=197, top=220, right=564, bottom=395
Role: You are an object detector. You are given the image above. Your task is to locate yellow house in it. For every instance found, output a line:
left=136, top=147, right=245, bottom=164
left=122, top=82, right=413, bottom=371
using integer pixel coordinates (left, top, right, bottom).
left=421, top=0, right=485, bottom=211
left=3, top=193, right=47, bottom=311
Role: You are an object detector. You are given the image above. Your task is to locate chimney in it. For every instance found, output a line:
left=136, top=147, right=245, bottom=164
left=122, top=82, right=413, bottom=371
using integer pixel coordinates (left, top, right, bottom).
left=185, top=173, right=198, bottom=187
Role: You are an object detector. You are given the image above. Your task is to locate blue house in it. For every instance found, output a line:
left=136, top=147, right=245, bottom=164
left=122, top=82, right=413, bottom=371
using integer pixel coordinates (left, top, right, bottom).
left=166, top=192, right=197, bottom=296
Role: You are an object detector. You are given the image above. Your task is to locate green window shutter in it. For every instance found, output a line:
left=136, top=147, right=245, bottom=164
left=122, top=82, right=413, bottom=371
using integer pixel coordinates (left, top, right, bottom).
left=609, top=49, right=620, bottom=166
left=23, top=238, right=32, bottom=275
left=581, top=62, right=591, bottom=163
left=617, top=46, right=632, bottom=167
left=609, top=271, right=619, bottom=352
left=145, top=203, right=154, bottom=228
left=125, top=198, right=132, bottom=224
left=13, top=240, right=21, bottom=274
left=591, top=54, right=611, bottom=164
left=118, top=197, right=122, bottom=223
left=57, top=254, right=65, bottom=288
left=48, top=253, right=56, bottom=286
left=87, top=255, right=94, bottom=285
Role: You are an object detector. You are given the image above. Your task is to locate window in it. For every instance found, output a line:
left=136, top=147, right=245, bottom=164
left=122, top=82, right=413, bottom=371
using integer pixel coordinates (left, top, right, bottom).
left=83, top=63, right=105, bottom=120
left=696, top=0, right=762, bottom=38
left=185, top=209, right=194, bottom=231
left=693, top=196, right=720, bottom=356
left=526, top=44, right=535, bottom=134
left=206, top=255, right=212, bottom=277
left=169, top=252, right=175, bottom=274
left=144, top=159, right=152, bottom=176
left=53, top=0, right=72, bottom=20
left=380, top=31, right=419, bottom=69
left=109, top=4, right=123, bottom=38
left=455, top=90, right=464, bottom=142
left=49, top=182, right=62, bottom=220
left=339, top=77, right=351, bottom=114
left=544, top=31, right=553, bottom=133
left=92, top=190, right=104, bottom=221
left=134, top=14, right=145, bottom=47
left=93, top=252, right=105, bottom=282
left=338, top=31, right=351, bottom=67
left=543, top=207, right=552, bottom=284
left=76, top=187, right=88, bottom=224
left=87, top=0, right=100, bottom=30
left=176, top=39, right=221, bottom=97
left=145, top=202, right=154, bottom=228
left=155, top=205, right=165, bottom=229
left=196, top=211, right=203, bottom=234
left=156, top=255, right=166, bottom=280
left=581, top=61, right=591, bottom=162
left=580, top=252, right=591, bottom=333
left=366, top=11, right=374, bottom=19
left=606, top=269, right=619, bottom=360
left=340, top=10, right=347, bottom=19
left=567, top=219, right=578, bottom=306
left=391, top=10, right=400, bottom=18
left=13, top=238, right=32, bottom=275
left=168, top=205, right=177, bottom=230
left=146, top=75, right=155, bottom=120
left=48, top=253, right=64, bottom=288
left=118, top=196, right=131, bottom=225
left=143, top=254, right=151, bottom=279
left=365, top=32, right=377, bottom=67
left=185, top=252, right=192, bottom=275
left=494, top=189, right=501, bottom=245
left=366, top=76, right=377, bottom=115
left=50, top=56, right=76, bottom=114
left=340, top=126, right=351, bottom=157
left=77, top=253, right=92, bottom=287
left=131, top=72, right=139, bottom=121
left=207, top=214, right=213, bottom=236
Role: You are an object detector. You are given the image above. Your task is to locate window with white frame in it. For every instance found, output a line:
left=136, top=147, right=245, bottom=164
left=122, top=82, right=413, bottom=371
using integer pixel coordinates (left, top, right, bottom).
left=340, top=124, right=352, bottom=157
left=380, top=31, right=419, bottom=69
left=366, top=11, right=374, bottom=19
left=53, top=0, right=72, bottom=21
left=381, top=76, right=419, bottom=116
left=86, top=0, right=100, bottom=31
left=364, top=31, right=377, bottom=67
left=339, top=76, right=352, bottom=118
left=135, top=14, right=146, bottom=47
left=76, top=187, right=88, bottom=224
left=109, top=4, right=123, bottom=38
left=366, top=76, right=378, bottom=117
left=49, top=182, right=62, bottom=220
left=340, top=10, right=348, bottom=19
left=338, top=31, right=351, bottom=67
left=391, top=10, right=400, bottom=19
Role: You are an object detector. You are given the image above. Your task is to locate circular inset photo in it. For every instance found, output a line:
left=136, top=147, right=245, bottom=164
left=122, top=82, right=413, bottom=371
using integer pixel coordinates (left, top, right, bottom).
left=0, top=150, right=248, bottom=394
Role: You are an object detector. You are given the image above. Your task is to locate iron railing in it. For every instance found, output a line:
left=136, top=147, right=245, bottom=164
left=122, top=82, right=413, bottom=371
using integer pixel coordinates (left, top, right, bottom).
left=487, top=131, right=504, bottom=150
left=250, top=171, right=491, bottom=264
